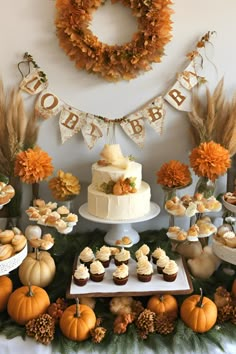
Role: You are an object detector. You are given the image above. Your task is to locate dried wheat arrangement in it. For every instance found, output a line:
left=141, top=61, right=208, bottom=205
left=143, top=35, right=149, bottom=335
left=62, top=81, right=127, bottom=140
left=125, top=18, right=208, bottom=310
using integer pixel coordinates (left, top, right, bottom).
left=0, top=78, right=39, bottom=177
left=188, top=77, right=236, bottom=157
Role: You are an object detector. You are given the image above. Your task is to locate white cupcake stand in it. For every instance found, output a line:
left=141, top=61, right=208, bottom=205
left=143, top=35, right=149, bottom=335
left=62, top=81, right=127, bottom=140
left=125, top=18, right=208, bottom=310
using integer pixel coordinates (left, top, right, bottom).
left=79, top=201, right=160, bottom=246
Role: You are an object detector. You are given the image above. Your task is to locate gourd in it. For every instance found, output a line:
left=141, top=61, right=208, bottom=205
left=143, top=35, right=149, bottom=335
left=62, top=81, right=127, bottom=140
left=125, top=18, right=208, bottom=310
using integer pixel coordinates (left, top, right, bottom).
left=180, top=288, right=217, bottom=333
left=60, top=298, right=96, bottom=341
left=147, top=294, right=178, bottom=319
left=0, top=276, right=13, bottom=312
left=7, top=284, right=50, bottom=325
left=19, top=250, right=56, bottom=288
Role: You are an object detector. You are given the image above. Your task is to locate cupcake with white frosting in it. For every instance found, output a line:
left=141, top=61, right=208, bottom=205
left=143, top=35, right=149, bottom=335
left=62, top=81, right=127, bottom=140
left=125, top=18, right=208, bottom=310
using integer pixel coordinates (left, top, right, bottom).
left=163, top=260, right=179, bottom=282
left=96, top=245, right=111, bottom=267
left=136, top=256, right=153, bottom=282
left=151, top=247, right=166, bottom=264
left=79, top=247, right=95, bottom=268
left=114, top=248, right=130, bottom=266
left=156, top=255, right=170, bottom=274
left=135, top=244, right=150, bottom=261
left=113, top=263, right=129, bottom=285
left=89, top=260, right=105, bottom=282
left=73, top=264, right=89, bottom=286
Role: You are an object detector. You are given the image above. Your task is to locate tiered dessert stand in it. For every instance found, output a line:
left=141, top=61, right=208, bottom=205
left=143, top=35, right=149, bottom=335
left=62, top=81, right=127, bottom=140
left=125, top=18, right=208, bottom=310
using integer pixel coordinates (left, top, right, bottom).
left=212, top=196, right=236, bottom=266
left=79, top=201, right=160, bottom=246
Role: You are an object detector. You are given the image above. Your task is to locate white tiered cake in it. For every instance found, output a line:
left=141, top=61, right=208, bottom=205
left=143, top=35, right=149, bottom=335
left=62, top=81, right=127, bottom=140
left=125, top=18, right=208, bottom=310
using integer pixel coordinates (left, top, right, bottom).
left=87, top=144, right=151, bottom=220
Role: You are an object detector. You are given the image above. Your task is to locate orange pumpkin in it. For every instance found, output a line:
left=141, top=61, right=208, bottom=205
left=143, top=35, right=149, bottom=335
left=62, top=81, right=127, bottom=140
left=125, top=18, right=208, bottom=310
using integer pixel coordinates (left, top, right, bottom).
left=60, top=298, right=96, bottom=341
left=7, top=284, right=50, bottom=325
left=147, top=294, right=178, bottom=319
left=0, top=276, right=13, bottom=312
left=231, top=279, right=236, bottom=298
left=180, top=288, right=217, bottom=333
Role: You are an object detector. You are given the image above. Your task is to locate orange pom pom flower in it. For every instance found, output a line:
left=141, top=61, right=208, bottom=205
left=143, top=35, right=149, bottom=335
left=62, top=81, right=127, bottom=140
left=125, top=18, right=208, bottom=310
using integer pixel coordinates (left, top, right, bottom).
left=189, top=141, right=231, bottom=181
left=14, top=146, right=53, bottom=184
left=157, top=160, right=192, bottom=188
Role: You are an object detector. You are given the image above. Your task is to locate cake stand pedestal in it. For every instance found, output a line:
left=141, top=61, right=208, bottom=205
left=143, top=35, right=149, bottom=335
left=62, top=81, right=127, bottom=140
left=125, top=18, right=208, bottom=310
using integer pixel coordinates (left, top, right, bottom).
left=79, top=202, right=160, bottom=246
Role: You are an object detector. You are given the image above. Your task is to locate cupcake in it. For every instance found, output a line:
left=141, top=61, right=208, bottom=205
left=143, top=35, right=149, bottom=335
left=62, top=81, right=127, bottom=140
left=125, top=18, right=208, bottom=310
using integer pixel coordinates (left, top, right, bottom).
left=135, top=244, right=150, bottom=260
left=156, top=255, right=170, bottom=274
left=136, top=256, right=153, bottom=282
left=79, top=247, right=95, bottom=268
left=151, top=247, right=166, bottom=264
left=114, top=248, right=130, bottom=266
left=95, top=245, right=111, bottom=268
left=90, top=260, right=105, bottom=282
left=113, top=263, right=129, bottom=285
left=163, top=260, right=179, bottom=282
left=73, top=264, right=89, bottom=286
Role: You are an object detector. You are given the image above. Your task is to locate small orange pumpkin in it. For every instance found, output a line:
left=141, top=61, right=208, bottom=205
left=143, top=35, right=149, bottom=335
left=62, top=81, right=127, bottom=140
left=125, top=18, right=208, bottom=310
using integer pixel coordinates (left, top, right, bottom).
left=147, top=294, right=178, bottom=319
left=0, top=276, right=13, bottom=312
left=180, top=288, right=217, bottom=333
left=7, top=284, right=50, bottom=325
left=60, top=298, right=96, bottom=341
left=231, top=278, right=236, bottom=298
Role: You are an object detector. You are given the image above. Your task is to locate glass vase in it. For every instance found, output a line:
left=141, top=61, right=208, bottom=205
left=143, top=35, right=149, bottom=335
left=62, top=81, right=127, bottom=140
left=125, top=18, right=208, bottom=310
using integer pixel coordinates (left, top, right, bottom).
left=194, top=176, right=216, bottom=199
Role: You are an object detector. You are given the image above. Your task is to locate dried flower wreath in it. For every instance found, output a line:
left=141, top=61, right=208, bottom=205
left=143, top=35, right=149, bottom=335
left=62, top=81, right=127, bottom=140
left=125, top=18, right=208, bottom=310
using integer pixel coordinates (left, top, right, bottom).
left=55, top=0, right=173, bottom=81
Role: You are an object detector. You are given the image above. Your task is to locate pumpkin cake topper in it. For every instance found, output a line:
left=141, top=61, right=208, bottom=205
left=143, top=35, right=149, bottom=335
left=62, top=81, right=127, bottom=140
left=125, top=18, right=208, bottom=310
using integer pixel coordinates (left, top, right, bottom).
left=55, top=0, right=174, bottom=81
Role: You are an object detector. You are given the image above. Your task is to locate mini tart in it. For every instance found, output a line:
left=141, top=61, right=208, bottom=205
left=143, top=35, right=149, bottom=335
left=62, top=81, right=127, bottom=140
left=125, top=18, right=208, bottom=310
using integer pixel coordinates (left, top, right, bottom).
left=0, top=230, right=14, bottom=244
left=11, top=234, right=27, bottom=252
left=0, top=244, right=14, bottom=261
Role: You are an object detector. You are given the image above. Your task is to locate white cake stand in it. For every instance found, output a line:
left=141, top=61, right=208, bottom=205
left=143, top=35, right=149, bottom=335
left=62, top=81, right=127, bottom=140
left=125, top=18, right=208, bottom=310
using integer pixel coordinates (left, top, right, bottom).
left=79, top=202, right=160, bottom=246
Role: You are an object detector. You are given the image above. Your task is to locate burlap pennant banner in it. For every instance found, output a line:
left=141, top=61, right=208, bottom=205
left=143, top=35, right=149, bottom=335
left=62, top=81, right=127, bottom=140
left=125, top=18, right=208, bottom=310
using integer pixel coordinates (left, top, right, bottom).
left=19, top=69, right=48, bottom=95
left=81, top=114, right=107, bottom=149
left=140, top=96, right=165, bottom=134
left=59, top=105, right=85, bottom=143
left=19, top=32, right=215, bottom=148
left=120, top=113, right=145, bottom=148
left=35, top=90, right=64, bottom=120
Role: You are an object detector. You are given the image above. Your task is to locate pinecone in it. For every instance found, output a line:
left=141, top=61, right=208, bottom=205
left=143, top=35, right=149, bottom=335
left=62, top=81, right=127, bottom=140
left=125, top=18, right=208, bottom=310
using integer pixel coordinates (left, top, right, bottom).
left=131, top=300, right=144, bottom=319
left=217, top=304, right=233, bottom=323
left=135, top=309, right=156, bottom=337
left=26, top=313, right=55, bottom=345
left=154, top=314, right=175, bottom=335
left=47, top=298, right=68, bottom=323
left=214, top=286, right=231, bottom=308
left=231, top=306, right=236, bottom=325
left=90, top=326, right=107, bottom=343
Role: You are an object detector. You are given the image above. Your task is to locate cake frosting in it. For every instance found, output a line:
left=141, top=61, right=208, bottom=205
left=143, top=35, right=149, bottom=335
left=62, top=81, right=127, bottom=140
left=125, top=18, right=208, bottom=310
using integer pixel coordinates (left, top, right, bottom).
left=163, top=260, right=178, bottom=275
left=156, top=255, right=170, bottom=268
left=115, top=248, right=130, bottom=262
left=90, top=260, right=105, bottom=275
left=96, top=245, right=111, bottom=261
left=113, top=263, right=129, bottom=279
left=152, top=247, right=166, bottom=259
left=74, top=264, right=89, bottom=280
left=79, top=247, right=94, bottom=263
left=137, top=256, right=153, bottom=275
left=87, top=144, right=151, bottom=220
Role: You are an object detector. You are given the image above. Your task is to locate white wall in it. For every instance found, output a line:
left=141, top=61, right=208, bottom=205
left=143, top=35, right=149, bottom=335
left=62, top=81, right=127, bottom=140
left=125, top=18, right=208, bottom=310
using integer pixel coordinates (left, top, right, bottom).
left=0, top=0, right=234, bottom=233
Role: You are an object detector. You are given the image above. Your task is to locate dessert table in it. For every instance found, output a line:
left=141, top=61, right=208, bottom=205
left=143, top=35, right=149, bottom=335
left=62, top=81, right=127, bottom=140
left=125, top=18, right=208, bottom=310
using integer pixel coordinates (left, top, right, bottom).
left=0, top=229, right=236, bottom=354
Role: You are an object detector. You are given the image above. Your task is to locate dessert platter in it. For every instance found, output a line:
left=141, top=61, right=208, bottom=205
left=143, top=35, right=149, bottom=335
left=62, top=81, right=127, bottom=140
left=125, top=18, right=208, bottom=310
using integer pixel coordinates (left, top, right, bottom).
left=79, top=144, right=160, bottom=246
left=67, top=244, right=193, bottom=298
left=0, top=228, right=28, bottom=275
left=212, top=224, right=236, bottom=265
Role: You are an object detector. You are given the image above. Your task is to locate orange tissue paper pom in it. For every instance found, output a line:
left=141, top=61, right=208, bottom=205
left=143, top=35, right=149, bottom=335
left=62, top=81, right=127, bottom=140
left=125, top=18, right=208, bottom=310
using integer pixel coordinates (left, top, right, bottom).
left=189, top=141, right=231, bottom=181
left=14, top=146, right=53, bottom=184
left=156, top=160, right=192, bottom=188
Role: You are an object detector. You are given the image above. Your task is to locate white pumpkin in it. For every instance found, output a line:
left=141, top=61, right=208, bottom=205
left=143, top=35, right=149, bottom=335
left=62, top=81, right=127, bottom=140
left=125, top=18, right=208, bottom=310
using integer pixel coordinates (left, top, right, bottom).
left=25, top=225, right=42, bottom=240
left=19, top=250, right=56, bottom=288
